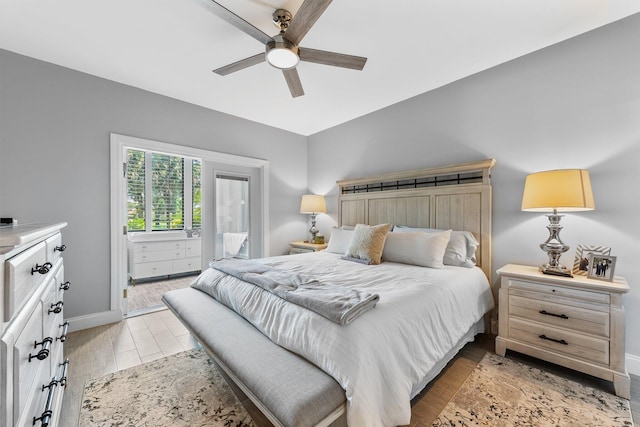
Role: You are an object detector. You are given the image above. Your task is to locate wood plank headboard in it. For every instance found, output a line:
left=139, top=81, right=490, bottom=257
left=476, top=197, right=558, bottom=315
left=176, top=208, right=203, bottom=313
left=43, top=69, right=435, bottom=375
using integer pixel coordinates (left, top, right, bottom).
left=337, top=159, right=496, bottom=280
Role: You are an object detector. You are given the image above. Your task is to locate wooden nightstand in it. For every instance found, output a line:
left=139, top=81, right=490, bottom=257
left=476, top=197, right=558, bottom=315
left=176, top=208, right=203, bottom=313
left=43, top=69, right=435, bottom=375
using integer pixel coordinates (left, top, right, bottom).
left=289, top=240, right=328, bottom=254
left=496, top=264, right=630, bottom=398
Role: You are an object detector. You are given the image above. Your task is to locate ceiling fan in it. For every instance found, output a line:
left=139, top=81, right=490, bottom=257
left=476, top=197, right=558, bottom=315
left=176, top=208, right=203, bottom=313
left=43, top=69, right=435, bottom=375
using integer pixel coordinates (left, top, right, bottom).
left=201, top=0, right=367, bottom=97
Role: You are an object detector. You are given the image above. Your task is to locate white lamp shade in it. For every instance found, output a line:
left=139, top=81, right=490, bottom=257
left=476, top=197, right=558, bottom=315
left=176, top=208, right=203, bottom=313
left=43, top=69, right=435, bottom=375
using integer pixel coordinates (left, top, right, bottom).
left=521, top=169, right=595, bottom=212
left=300, top=194, right=326, bottom=214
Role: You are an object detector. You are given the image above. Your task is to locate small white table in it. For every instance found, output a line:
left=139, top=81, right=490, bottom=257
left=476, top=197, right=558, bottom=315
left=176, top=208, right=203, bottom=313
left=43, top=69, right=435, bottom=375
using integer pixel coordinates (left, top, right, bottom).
left=289, top=241, right=328, bottom=255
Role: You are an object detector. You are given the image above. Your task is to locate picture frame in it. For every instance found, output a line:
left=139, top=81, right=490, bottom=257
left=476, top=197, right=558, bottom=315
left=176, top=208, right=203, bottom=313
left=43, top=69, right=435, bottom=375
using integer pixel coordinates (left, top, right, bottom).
left=587, top=254, right=616, bottom=282
left=572, top=244, right=611, bottom=276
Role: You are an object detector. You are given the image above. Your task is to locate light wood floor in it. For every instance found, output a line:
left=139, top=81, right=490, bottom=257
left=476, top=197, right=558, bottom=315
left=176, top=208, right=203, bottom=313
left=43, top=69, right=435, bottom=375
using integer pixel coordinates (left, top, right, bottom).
left=59, top=309, right=200, bottom=426
left=127, top=273, right=197, bottom=314
left=61, top=309, right=639, bottom=426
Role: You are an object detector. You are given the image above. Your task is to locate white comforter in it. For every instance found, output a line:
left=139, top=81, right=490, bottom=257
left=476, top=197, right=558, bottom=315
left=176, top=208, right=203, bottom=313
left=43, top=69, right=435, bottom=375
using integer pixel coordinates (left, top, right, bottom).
left=191, top=251, right=494, bottom=427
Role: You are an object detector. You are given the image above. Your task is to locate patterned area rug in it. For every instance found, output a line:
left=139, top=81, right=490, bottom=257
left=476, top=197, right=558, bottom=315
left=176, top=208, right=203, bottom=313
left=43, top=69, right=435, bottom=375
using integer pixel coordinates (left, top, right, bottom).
left=433, top=353, right=633, bottom=426
left=80, top=349, right=255, bottom=427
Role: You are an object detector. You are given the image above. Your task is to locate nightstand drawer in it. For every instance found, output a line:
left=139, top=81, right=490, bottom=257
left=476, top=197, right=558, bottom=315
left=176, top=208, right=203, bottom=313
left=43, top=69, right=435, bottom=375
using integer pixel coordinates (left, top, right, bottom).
left=509, top=295, right=609, bottom=337
left=509, top=279, right=610, bottom=305
left=509, top=318, right=609, bottom=366
left=289, top=247, right=313, bottom=254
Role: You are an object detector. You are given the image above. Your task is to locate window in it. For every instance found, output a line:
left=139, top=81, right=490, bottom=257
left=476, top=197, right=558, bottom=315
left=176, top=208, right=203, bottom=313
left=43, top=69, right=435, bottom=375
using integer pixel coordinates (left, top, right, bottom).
left=126, top=149, right=201, bottom=232
left=192, top=159, right=202, bottom=230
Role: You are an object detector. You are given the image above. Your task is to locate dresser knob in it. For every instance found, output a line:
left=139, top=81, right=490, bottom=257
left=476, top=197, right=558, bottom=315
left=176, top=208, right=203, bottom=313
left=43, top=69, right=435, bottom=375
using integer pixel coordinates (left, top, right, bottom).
left=59, top=359, right=70, bottom=387
left=57, top=321, right=69, bottom=342
left=48, top=301, right=63, bottom=314
left=31, top=262, right=53, bottom=275
left=54, top=244, right=66, bottom=252
left=29, top=337, right=53, bottom=362
left=59, top=281, right=70, bottom=291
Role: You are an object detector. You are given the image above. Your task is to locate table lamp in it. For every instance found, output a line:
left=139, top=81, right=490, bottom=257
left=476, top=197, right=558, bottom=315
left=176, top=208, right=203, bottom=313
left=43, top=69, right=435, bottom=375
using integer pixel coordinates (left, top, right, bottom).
left=521, top=169, right=594, bottom=277
left=300, top=194, right=326, bottom=243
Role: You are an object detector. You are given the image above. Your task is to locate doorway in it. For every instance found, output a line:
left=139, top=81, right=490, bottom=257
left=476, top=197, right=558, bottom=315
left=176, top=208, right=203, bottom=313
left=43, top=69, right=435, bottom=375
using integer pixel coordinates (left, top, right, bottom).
left=110, top=133, right=269, bottom=319
left=202, top=161, right=263, bottom=266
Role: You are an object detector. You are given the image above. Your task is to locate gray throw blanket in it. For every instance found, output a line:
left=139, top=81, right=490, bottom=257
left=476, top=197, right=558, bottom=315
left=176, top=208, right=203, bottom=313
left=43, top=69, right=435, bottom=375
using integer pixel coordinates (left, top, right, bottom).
left=209, top=258, right=379, bottom=325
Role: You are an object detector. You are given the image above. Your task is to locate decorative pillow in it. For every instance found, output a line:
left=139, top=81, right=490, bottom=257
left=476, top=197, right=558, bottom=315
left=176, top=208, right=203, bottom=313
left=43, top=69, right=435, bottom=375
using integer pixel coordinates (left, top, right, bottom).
left=325, top=227, right=355, bottom=254
left=382, top=230, right=451, bottom=268
left=393, top=226, right=478, bottom=267
left=344, top=223, right=392, bottom=265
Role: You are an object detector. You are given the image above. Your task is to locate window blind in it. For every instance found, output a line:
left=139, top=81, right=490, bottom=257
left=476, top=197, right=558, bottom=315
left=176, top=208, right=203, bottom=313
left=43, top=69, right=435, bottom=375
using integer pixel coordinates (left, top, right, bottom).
left=126, top=149, right=200, bottom=233
left=192, top=159, right=202, bottom=230
left=151, top=153, right=184, bottom=231
left=126, top=149, right=146, bottom=231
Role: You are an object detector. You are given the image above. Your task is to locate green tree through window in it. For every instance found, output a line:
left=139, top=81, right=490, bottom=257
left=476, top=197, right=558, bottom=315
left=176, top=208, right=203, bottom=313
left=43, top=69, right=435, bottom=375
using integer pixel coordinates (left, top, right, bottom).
left=126, top=149, right=200, bottom=232
left=126, top=150, right=145, bottom=231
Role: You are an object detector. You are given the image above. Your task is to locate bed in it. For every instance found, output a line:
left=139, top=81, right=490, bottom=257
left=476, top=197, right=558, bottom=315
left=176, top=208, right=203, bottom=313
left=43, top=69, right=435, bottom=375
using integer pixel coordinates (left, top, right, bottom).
left=163, top=159, right=496, bottom=427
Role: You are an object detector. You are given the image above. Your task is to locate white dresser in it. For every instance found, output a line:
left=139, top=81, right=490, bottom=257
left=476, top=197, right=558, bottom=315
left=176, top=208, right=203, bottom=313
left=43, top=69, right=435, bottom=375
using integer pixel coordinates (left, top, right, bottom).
left=1, top=222, right=69, bottom=427
left=496, top=264, right=630, bottom=399
left=127, top=232, right=202, bottom=284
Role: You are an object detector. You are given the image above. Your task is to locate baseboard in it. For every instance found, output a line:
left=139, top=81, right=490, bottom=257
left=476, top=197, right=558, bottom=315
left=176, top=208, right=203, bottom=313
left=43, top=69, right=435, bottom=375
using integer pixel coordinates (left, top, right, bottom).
left=66, top=309, right=123, bottom=333
left=626, top=353, right=640, bottom=376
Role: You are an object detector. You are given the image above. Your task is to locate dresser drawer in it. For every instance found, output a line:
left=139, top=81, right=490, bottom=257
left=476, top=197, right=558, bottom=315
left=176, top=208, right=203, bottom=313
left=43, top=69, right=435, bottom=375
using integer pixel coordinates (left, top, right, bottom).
left=185, top=240, right=201, bottom=257
left=133, top=240, right=185, bottom=253
left=132, top=261, right=172, bottom=279
left=133, top=248, right=185, bottom=263
left=172, top=257, right=201, bottom=274
left=45, top=233, right=65, bottom=265
left=509, top=278, right=610, bottom=305
left=5, top=242, right=50, bottom=321
left=53, top=263, right=69, bottom=307
left=509, top=295, right=610, bottom=337
left=509, top=317, right=609, bottom=366
left=42, top=264, right=64, bottom=342
left=16, top=376, right=48, bottom=427
left=19, top=369, right=65, bottom=427
left=13, top=300, right=47, bottom=419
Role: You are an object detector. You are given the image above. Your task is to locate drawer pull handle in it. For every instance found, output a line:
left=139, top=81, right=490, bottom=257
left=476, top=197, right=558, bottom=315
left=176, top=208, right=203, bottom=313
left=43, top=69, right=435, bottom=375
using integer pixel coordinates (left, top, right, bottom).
left=33, top=377, right=58, bottom=427
left=59, top=359, right=70, bottom=387
left=54, top=244, right=66, bottom=252
left=58, top=321, right=69, bottom=342
left=48, top=301, right=63, bottom=315
left=539, top=334, right=568, bottom=345
left=539, top=310, right=569, bottom=320
left=59, top=281, right=71, bottom=291
left=31, top=262, right=53, bottom=275
left=29, top=337, right=53, bottom=362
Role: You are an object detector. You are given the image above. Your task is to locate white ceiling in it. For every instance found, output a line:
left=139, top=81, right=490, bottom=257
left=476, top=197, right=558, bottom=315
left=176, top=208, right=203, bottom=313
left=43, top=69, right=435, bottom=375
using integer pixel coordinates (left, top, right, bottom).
left=1, top=1, right=639, bottom=136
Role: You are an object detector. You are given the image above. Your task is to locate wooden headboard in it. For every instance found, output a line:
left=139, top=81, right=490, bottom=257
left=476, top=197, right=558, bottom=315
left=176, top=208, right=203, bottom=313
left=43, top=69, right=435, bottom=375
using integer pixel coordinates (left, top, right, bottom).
left=337, top=159, right=496, bottom=280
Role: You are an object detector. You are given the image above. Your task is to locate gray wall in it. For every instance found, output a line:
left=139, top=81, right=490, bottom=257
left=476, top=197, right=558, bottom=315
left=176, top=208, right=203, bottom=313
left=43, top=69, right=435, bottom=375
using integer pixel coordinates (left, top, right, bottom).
left=309, top=14, right=640, bottom=357
left=0, top=49, right=308, bottom=319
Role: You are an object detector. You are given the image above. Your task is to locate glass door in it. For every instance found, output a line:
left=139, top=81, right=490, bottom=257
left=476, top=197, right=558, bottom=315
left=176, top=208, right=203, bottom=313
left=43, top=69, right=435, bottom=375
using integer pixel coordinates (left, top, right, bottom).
left=202, top=161, right=263, bottom=263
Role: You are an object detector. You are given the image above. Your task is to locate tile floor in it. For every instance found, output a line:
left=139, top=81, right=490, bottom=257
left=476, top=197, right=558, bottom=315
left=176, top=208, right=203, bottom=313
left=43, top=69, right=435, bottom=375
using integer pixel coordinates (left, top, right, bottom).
left=59, top=309, right=200, bottom=426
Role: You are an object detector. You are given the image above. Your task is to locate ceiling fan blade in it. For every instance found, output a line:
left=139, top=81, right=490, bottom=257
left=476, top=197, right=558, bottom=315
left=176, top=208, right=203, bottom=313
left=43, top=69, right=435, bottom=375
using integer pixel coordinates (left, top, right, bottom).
left=284, top=0, right=333, bottom=46
left=200, top=0, right=274, bottom=45
left=299, top=47, right=367, bottom=70
left=213, top=53, right=265, bottom=76
left=282, top=68, right=304, bottom=97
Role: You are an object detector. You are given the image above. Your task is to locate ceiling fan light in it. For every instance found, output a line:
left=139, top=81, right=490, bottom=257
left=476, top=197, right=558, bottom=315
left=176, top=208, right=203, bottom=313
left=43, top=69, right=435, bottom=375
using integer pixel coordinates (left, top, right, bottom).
left=266, top=40, right=299, bottom=70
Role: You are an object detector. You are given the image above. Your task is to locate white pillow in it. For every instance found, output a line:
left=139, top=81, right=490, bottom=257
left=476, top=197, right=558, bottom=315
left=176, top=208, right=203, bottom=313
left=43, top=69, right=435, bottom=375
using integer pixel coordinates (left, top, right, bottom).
left=325, top=227, right=355, bottom=254
left=392, top=226, right=478, bottom=267
left=344, top=223, right=392, bottom=265
left=382, top=230, right=451, bottom=268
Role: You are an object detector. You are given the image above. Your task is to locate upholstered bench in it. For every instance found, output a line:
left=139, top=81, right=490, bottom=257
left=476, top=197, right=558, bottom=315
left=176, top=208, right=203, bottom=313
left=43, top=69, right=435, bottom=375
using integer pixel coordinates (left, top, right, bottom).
left=162, top=287, right=347, bottom=427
